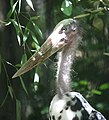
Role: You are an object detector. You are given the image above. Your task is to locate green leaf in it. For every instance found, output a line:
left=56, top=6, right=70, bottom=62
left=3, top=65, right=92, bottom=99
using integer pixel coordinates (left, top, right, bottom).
left=22, top=22, right=31, bottom=44
left=7, top=0, right=18, bottom=19
left=32, top=22, right=43, bottom=39
left=12, top=0, right=18, bottom=13
left=31, top=33, right=40, bottom=50
left=16, top=99, right=21, bottom=120
left=20, top=77, right=28, bottom=95
left=31, top=33, right=39, bottom=44
left=10, top=19, right=22, bottom=45
left=61, top=0, right=73, bottom=16
left=34, top=72, right=39, bottom=83
left=17, top=34, right=21, bottom=45
left=33, top=72, right=39, bottom=91
left=74, top=13, right=90, bottom=19
left=79, top=80, right=89, bottom=86
left=15, top=63, right=22, bottom=68
left=21, top=53, right=27, bottom=65
left=31, top=42, right=40, bottom=50
left=26, top=0, right=35, bottom=11
left=18, top=0, right=21, bottom=13
left=93, top=17, right=104, bottom=30
left=31, top=16, right=40, bottom=21
left=92, top=89, right=102, bottom=95
left=104, top=53, right=109, bottom=56
left=99, top=83, right=109, bottom=90
left=8, top=86, right=14, bottom=99
left=23, top=28, right=30, bottom=44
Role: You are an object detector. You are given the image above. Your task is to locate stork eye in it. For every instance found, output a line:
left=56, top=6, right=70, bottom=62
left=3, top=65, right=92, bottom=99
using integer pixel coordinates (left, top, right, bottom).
left=61, top=26, right=68, bottom=32
left=72, top=29, right=76, bottom=32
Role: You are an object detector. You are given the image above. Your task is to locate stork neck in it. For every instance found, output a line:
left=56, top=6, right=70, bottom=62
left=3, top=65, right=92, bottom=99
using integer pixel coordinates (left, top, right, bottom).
left=56, top=41, right=78, bottom=98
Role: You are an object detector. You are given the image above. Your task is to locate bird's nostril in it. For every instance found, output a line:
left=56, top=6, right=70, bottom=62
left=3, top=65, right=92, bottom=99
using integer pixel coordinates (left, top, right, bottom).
left=71, top=25, right=77, bottom=32
left=60, top=38, right=65, bottom=42
left=72, top=29, right=76, bottom=32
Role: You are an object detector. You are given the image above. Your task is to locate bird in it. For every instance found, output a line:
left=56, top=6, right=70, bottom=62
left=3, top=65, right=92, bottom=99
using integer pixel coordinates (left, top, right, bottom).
left=12, top=18, right=106, bottom=120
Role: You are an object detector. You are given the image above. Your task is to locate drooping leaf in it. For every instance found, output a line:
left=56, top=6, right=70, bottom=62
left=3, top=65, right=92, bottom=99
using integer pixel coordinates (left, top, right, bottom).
left=15, top=64, right=22, bottom=68
left=18, top=0, right=21, bottom=13
left=5, top=21, right=11, bottom=26
left=31, top=32, right=40, bottom=50
left=32, top=21, right=43, bottom=39
left=22, top=21, right=31, bottom=44
left=10, top=19, right=22, bottom=45
left=23, top=28, right=30, bottom=44
left=16, top=99, right=21, bottom=120
left=61, top=0, right=73, bottom=16
left=31, top=32, right=39, bottom=44
left=31, top=42, right=40, bottom=50
left=8, top=86, right=14, bottom=99
left=20, top=77, right=28, bottom=95
left=17, top=34, right=21, bottom=45
left=7, top=0, right=18, bottom=19
left=99, top=83, right=109, bottom=90
left=10, top=0, right=18, bottom=12
left=91, top=89, right=102, bottom=95
left=74, top=13, right=90, bottom=19
left=79, top=80, right=89, bottom=86
left=30, top=16, right=40, bottom=21
left=104, top=53, right=109, bottom=56
left=21, top=53, right=27, bottom=65
left=25, top=0, right=35, bottom=11
left=33, top=72, right=39, bottom=91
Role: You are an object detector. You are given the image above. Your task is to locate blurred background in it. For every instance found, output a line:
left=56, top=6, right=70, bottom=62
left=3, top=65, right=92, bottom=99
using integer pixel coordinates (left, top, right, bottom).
left=0, top=0, right=109, bottom=120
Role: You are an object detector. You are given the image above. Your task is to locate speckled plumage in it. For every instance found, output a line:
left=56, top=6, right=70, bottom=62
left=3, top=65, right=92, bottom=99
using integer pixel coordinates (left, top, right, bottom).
left=49, top=92, right=106, bottom=120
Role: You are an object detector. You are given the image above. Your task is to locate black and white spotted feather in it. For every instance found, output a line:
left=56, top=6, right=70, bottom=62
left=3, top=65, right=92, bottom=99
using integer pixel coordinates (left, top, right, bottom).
left=49, top=92, right=106, bottom=120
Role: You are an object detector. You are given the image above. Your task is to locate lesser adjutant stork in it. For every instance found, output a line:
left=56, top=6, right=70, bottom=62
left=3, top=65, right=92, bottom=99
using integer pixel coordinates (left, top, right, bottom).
left=13, top=18, right=106, bottom=120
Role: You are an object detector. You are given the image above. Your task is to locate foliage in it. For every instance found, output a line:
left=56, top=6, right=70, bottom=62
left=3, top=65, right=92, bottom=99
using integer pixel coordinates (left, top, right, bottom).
left=0, top=0, right=109, bottom=120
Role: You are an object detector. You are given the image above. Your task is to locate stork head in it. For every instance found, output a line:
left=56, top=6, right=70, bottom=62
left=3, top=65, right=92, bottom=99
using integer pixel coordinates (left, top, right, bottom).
left=12, top=18, right=82, bottom=78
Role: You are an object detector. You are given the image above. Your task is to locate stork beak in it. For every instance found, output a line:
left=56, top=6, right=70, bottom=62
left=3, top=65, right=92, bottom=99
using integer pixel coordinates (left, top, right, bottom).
left=12, top=25, right=67, bottom=78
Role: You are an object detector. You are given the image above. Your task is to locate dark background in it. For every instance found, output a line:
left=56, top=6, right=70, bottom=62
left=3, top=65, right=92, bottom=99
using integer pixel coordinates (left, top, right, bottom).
left=0, top=0, right=109, bottom=120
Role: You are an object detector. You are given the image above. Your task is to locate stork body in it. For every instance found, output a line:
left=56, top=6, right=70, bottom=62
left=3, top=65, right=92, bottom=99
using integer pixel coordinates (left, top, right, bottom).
left=12, top=19, right=106, bottom=120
